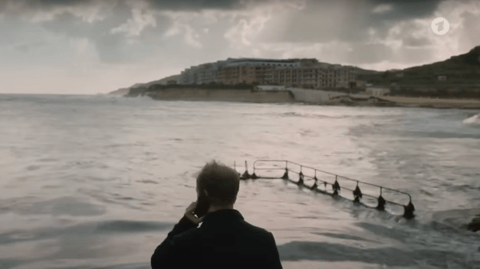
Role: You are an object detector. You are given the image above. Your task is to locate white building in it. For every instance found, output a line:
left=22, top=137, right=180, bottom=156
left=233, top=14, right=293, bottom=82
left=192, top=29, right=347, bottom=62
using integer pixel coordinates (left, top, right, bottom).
left=366, top=87, right=390, bottom=96
left=267, top=65, right=357, bottom=89
left=438, top=75, right=447, bottom=81
left=179, top=58, right=302, bottom=85
left=224, top=58, right=301, bottom=68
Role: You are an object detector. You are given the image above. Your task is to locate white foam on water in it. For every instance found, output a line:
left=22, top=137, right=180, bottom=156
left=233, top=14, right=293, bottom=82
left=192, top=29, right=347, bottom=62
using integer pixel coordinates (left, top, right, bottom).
left=463, top=113, right=480, bottom=126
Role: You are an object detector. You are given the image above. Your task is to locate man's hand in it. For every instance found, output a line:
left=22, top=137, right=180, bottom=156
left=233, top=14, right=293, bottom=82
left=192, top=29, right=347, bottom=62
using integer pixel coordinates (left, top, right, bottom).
left=184, top=201, right=204, bottom=225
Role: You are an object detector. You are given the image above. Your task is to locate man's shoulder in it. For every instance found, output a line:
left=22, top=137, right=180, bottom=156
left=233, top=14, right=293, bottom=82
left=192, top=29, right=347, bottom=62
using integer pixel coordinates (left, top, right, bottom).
left=170, top=226, right=203, bottom=247
left=236, top=219, right=274, bottom=238
left=242, top=220, right=271, bottom=233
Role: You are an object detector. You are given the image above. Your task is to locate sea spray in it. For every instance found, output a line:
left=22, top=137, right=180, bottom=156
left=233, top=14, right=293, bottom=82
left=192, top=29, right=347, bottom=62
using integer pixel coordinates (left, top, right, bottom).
left=463, top=114, right=480, bottom=126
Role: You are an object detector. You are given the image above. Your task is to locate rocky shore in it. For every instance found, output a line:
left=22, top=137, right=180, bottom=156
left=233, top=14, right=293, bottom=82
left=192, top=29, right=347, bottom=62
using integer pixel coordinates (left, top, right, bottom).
left=318, top=94, right=480, bottom=109
left=300, top=94, right=480, bottom=109
left=379, top=96, right=480, bottom=109
left=117, top=86, right=480, bottom=110
left=464, top=215, right=480, bottom=232
left=129, top=87, right=296, bottom=103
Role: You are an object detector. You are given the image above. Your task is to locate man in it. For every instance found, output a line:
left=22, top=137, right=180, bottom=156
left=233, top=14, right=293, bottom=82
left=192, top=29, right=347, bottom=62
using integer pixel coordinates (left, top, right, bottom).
left=151, top=161, right=283, bottom=269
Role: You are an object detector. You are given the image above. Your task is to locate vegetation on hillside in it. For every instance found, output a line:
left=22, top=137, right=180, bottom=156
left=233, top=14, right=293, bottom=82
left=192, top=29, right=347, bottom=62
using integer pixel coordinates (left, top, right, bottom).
left=357, top=46, right=480, bottom=99
left=126, top=83, right=255, bottom=97
left=389, top=87, right=480, bottom=99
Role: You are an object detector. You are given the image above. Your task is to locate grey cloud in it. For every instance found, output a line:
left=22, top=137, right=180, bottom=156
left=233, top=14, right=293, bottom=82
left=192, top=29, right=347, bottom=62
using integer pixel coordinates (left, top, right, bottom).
left=146, top=0, right=246, bottom=11
left=257, top=0, right=380, bottom=44
left=0, top=0, right=274, bottom=64
left=0, top=1, right=7, bottom=13
left=258, top=0, right=445, bottom=45
left=1, top=0, right=271, bottom=13
left=39, top=10, right=124, bottom=59
left=343, top=42, right=435, bottom=66
left=403, top=36, right=431, bottom=47
left=370, top=0, right=443, bottom=20
left=140, top=14, right=236, bottom=66
left=0, top=14, right=50, bottom=49
left=0, top=0, right=96, bottom=14
left=37, top=1, right=172, bottom=63
left=37, top=0, right=92, bottom=5
left=458, top=11, right=480, bottom=52
left=35, top=0, right=94, bottom=7
left=398, top=47, right=435, bottom=64
left=15, top=41, right=47, bottom=52
left=347, top=43, right=393, bottom=64
left=1, top=0, right=477, bottom=73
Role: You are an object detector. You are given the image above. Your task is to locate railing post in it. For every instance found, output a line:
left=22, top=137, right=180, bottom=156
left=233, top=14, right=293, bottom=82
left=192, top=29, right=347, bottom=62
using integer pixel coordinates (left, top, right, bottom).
left=332, top=175, right=340, bottom=195
left=377, top=187, right=386, bottom=211
left=298, top=166, right=304, bottom=185
left=403, top=199, right=415, bottom=219
left=353, top=181, right=362, bottom=203
left=251, top=166, right=258, bottom=179
left=281, top=168, right=289, bottom=180
left=241, top=160, right=250, bottom=180
left=310, top=171, right=318, bottom=190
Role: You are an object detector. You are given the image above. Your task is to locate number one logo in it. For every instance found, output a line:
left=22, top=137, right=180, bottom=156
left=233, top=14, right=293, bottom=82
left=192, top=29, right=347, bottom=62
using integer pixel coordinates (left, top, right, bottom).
left=435, top=20, right=444, bottom=32
left=431, top=17, right=450, bottom=35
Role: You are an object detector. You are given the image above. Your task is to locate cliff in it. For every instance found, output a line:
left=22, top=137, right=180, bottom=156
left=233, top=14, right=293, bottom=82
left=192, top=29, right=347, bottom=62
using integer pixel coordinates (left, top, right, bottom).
left=130, top=74, right=181, bottom=89
left=108, top=88, right=130, bottom=96
left=108, top=74, right=181, bottom=95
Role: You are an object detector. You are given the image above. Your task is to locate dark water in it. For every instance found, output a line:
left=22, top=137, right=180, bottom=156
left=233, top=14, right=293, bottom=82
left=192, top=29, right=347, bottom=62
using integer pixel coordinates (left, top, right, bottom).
left=0, top=94, right=479, bottom=269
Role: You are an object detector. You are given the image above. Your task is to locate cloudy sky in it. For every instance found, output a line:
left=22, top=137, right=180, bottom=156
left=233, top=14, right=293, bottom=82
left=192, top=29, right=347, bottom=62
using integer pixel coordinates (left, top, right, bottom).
left=1, top=0, right=479, bottom=94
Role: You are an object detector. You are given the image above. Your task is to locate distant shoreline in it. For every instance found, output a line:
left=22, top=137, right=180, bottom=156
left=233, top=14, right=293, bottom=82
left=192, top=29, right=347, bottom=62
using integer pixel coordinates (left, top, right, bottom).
left=377, top=96, right=480, bottom=110
left=120, top=87, right=480, bottom=110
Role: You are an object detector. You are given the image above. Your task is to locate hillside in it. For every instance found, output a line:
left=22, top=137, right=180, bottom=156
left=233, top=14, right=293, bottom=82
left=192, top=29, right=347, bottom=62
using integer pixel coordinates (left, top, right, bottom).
left=357, top=46, right=480, bottom=98
left=108, top=88, right=130, bottom=96
left=130, top=74, right=181, bottom=89
left=109, top=74, right=180, bottom=95
left=358, top=46, right=480, bottom=85
left=402, top=46, right=480, bottom=81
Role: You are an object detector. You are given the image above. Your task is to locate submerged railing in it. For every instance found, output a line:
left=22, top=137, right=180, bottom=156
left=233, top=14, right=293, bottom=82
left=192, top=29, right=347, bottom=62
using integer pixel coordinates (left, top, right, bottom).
left=234, top=160, right=415, bottom=219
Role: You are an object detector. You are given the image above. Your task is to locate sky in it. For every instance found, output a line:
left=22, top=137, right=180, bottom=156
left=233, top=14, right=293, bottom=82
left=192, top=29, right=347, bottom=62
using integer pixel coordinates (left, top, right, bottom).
left=0, top=0, right=479, bottom=94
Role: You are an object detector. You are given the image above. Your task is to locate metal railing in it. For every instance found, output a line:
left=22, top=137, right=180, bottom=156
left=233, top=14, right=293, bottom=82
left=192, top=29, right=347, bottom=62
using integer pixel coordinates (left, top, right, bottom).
left=234, top=160, right=415, bottom=219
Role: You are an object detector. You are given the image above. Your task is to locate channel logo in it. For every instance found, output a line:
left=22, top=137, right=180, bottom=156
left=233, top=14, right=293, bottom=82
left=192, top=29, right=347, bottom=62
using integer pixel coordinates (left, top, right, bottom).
left=431, top=17, right=450, bottom=35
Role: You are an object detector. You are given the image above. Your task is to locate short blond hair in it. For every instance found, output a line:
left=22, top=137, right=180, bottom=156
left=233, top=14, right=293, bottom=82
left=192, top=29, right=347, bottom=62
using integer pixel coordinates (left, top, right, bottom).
left=196, top=160, right=240, bottom=207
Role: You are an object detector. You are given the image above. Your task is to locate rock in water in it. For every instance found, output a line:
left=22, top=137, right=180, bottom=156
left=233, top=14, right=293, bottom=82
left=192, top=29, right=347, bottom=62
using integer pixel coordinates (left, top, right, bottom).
left=466, top=216, right=480, bottom=232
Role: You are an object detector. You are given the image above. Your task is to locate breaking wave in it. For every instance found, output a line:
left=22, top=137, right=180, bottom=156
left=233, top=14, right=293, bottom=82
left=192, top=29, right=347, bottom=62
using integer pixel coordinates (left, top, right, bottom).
left=463, top=113, right=480, bottom=126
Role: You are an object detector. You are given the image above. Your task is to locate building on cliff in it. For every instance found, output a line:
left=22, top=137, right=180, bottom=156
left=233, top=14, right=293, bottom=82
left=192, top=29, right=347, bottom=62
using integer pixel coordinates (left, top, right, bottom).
left=254, top=85, right=287, bottom=91
left=180, top=59, right=232, bottom=85
left=180, top=58, right=302, bottom=85
left=266, top=65, right=357, bottom=89
left=179, top=58, right=358, bottom=89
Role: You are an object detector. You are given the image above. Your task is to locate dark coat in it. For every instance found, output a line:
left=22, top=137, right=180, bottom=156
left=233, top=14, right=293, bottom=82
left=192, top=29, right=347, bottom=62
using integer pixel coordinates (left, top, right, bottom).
left=151, top=209, right=283, bottom=269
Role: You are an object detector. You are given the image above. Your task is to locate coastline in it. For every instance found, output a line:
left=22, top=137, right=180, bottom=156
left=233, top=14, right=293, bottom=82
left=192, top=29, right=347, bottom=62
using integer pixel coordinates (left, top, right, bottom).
left=378, top=96, right=480, bottom=110
left=121, top=87, right=480, bottom=110
left=141, top=88, right=296, bottom=103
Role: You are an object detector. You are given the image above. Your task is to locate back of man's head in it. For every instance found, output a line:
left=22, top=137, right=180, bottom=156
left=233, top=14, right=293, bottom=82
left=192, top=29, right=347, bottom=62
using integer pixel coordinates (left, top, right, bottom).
left=196, top=161, right=240, bottom=207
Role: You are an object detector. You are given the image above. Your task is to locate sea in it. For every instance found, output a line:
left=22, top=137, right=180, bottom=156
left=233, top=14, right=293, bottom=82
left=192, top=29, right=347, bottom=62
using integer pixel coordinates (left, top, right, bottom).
left=0, top=94, right=479, bottom=269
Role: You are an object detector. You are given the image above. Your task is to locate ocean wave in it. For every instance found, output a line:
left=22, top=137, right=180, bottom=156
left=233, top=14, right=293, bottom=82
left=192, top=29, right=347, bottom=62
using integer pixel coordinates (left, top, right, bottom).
left=279, top=112, right=346, bottom=119
left=463, top=113, right=480, bottom=126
